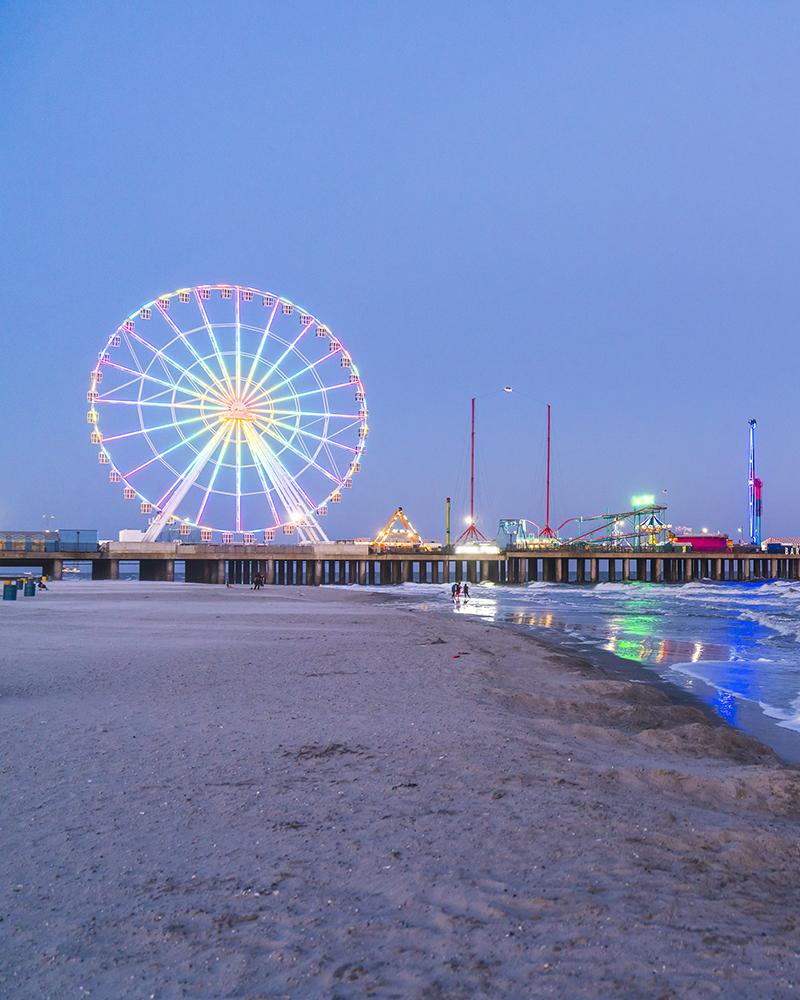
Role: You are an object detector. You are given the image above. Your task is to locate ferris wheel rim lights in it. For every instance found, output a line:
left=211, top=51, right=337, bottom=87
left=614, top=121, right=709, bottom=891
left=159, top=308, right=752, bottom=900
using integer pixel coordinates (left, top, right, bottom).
left=88, top=284, right=368, bottom=543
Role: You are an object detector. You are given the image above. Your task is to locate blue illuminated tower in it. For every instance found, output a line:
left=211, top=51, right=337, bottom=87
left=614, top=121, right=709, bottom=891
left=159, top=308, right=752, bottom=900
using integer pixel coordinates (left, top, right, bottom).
left=748, top=419, right=762, bottom=546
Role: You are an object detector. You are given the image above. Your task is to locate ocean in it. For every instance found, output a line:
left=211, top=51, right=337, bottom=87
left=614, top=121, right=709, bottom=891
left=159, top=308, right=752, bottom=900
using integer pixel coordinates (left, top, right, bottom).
left=389, top=578, right=800, bottom=765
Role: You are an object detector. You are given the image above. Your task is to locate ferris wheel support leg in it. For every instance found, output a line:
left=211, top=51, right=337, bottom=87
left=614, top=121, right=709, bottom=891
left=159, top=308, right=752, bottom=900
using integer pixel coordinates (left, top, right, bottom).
left=243, top=423, right=330, bottom=544
left=143, top=425, right=227, bottom=542
left=296, top=513, right=329, bottom=545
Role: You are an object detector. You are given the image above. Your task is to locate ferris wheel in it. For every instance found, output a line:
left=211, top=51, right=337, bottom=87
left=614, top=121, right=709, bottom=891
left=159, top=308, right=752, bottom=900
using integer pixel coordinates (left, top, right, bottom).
left=87, top=285, right=368, bottom=544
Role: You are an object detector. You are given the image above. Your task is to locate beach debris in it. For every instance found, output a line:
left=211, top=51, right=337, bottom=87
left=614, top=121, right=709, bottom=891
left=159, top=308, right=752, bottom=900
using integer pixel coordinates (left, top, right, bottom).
left=290, top=743, right=361, bottom=760
left=452, top=652, right=471, bottom=658
left=272, top=819, right=306, bottom=831
left=333, top=962, right=367, bottom=982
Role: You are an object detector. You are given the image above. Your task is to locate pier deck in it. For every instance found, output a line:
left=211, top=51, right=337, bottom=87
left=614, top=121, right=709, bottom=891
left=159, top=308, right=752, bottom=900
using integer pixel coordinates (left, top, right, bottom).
left=0, top=545, right=793, bottom=585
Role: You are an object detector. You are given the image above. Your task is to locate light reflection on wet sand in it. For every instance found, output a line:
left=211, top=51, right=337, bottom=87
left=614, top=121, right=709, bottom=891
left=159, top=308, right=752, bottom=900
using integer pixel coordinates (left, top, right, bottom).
left=454, top=595, right=732, bottom=668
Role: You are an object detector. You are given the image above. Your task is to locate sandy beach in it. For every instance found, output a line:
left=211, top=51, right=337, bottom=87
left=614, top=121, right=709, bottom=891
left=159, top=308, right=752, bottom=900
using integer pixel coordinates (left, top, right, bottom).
left=3, top=582, right=800, bottom=999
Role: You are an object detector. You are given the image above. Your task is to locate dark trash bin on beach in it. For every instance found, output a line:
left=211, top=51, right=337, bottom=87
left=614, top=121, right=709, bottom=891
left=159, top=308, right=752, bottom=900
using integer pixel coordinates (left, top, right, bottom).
left=3, top=581, right=17, bottom=601
left=23, top=580, right=35, bottom=597
left=16, top=579, right=23, bottom=591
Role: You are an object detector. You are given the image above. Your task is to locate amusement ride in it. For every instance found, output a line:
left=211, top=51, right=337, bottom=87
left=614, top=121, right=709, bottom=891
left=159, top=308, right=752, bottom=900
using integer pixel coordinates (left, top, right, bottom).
left=748, top=418, right=763, bottom=546
left=87, top=284, right=367, bottom=543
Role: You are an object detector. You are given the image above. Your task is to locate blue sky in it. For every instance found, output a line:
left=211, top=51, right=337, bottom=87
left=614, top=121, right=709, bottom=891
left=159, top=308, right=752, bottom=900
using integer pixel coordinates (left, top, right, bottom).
left=2, top=1, right=800, bottom=542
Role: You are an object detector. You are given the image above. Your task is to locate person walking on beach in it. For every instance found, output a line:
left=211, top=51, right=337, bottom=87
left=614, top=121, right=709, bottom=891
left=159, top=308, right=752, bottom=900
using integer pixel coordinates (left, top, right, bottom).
left=462, top=582, right=470, bottom=600
left=451, top=582, right=459, bottom=600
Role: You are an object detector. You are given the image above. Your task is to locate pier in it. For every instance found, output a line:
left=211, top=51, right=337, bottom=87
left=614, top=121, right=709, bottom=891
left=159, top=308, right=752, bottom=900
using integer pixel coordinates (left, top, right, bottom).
left=0, top=543, right=797, bottom=585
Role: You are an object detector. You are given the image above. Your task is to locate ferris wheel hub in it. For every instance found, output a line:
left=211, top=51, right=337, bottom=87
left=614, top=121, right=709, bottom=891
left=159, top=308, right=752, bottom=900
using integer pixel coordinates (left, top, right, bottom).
left=225, top=400, right=256, bottom=420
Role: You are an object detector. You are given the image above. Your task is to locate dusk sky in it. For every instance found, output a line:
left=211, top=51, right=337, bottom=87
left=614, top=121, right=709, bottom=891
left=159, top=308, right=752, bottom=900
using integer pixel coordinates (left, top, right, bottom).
left=2, top=1, right=800, bottom=542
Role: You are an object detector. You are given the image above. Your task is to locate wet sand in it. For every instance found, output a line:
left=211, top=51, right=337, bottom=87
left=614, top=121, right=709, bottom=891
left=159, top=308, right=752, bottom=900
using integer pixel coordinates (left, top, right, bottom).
left=2, top=581, right=800, bottom=999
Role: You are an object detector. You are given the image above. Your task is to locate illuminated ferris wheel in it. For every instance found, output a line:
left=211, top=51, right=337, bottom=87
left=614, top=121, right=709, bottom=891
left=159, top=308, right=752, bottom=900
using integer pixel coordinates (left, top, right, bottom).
left=87, top=285, right=368, bottom=544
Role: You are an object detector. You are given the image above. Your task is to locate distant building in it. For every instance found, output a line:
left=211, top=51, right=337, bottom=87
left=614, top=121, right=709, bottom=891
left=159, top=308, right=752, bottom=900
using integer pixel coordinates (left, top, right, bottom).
left=671, top=534, right=730, bottom=551
left=118, top=529, right=145, bottom=543
left=762, top=537, right=800, bottom=553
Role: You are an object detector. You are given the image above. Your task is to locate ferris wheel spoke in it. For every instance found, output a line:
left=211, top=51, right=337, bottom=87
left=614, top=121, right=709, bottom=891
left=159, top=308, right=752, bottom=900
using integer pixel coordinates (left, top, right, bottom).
left=102, top=412, right=212, bottom=443
left=194, top=291, right=235, bottom=399
left=123, top=420, right=222, bottom=480
left=124, top=329, right=226, bottom=404
left=242, top=427, right=297, bottom=518
left=243, top=433, right=283, bottom=527
left=269, top=408, right=360, bottom=420
left=252, top=417, right=343, bottom=484
left=325, top=418, right=363, bottom=441
left=273, top=413, right=361, bottom=452
left=247, top=350, right=338, bottom=406
left=102, top=371, right=183, bottom=405
left=247, top=444, right=282, bottom=528
left=241, top=297, right=280, bottom=401
left=142, top=421, right=230, bottom=542
left=97, top=371, right=156, bottom=401
left=195, top=421, right=235, bottom=524
left=260, top=381, right=361, bottom=408
left=236, top=423, right=281, bottom=524
left=98, top=398, right=211, bottom=411
left=103, top=361, right=224, bottom=407
left=153, top=423, right=229, bottom=508
left=156, top=344, right=223, bottom=404
left=244, top=423, right=319, bottom=512
left=155, top=301, right=227, bottom=393
left=244, top=425, right=321, bottom=530
left=125, top=330, right=225, bottom=404
left=244, top=324, right=315, bottom=401
left=235, top=291, right=241, bottom=400
left=270, top=417, right=319, bottom=467
left=255, top=350, right=342, bottom=401
left=262, top=415, right=359, bottom=455
left=153, top=347, right=228, bottom=408
left=235, top=418, right=242, bottom=531
left=320, top=420, right=364, bottom=478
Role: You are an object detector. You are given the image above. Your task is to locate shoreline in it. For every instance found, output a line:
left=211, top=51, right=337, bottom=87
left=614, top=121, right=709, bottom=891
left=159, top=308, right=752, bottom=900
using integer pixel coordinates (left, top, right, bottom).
left=363, top=579, right=800, bottom=767
left=488, top=615, right=800, bottom=767
left=3, top=581, right=800, bottom=997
